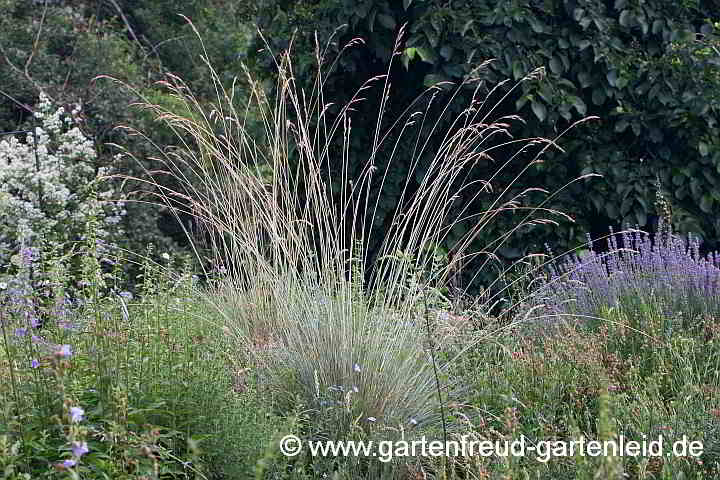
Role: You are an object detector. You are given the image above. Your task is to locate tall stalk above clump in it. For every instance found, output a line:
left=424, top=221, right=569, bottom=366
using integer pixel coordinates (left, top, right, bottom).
left=112, top=21, right=593, bottom=451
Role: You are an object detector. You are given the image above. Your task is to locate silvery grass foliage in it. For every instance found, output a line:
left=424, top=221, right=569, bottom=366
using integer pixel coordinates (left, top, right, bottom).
left=112, top=24, right=594, bottom=444
left=531, top=224, right=720, bottom=324
left=0, top=92, right=125, bottom=281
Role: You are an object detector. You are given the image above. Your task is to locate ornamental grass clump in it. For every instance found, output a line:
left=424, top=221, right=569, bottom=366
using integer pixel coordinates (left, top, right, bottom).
left=532, top=224, right=720, bottom=325
left=115, top=25, right=592, bottom=452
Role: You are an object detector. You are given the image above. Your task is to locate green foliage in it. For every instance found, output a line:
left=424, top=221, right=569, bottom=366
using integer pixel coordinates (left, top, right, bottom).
left=100, top=0, right=255, bottom=94
left=0, top=247, right=281, bottom=479
left=450, top=306, right=720, bottom=479
left=248, top=0, right=720, bottom=291
left=0, top=0, right=185, bottom=269
left=0, top=0, right=260, bottom=284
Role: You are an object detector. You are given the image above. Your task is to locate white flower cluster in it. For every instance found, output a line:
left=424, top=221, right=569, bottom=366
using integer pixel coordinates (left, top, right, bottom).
left=0, top=92, right=125, bottom=269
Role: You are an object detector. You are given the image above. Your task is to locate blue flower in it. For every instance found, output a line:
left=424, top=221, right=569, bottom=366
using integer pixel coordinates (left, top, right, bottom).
left=72, top=441, right=89, bottom=458
left=62, top=459, right=76, bottom=468
left=56, top=344, right=72, bottom=358
left=30, top=359, right=39, bottom=368
left=69, top=406, right=84, bottom=423
left=353, top=363, right=362, bottom=373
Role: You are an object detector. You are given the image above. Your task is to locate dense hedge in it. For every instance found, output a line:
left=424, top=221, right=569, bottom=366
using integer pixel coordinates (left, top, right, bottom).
left=3, top=0, right=719, bottom=291
left=247, top=0, right=720, bottom=288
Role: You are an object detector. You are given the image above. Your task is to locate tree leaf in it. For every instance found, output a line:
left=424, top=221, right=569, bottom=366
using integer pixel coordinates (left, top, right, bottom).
left=691, top=178, right=702, bottom=198
left=635, top=209, right=647, bottom=227
left=512, top=60, right=523, bottom=80
left=403, top=0, right=413, bottom=10
left=549, top=57, right=563, bottom=75
left=415, top=46, right=437, bottom=64
left=700, top=194, right=713, bottom=213
left=424, top=26, right=439, bottom=47
left=531, top=101, right=547, bottom=122
left=606, top=70, right=618, bottom=87
left=578, top=71, right=592, bottom=88
left=528, top=17, right=544, bottom=34
left=516, top=95, right=529, bottom=110
left=621, top=196, right=633, bottom=215
left=652, top=19, right=664, bottom=34
left=606, top=201, right=618, bottom=218
left=430, top=15, right=442, bottom=34
left=699, top=141, right=709, bottom=157
left=377, top=14, right=396, bottom=30
left=367, top=8, right=378, bottom=32
left=461, top=19, right=474, bottom=36
left=573, top=97, right=587, bottom=116
left=442, top=64, right=464, bottom=77
left=619, top=10, right=633, bottom=28
left=592, top=88, right=606, bottom=106
left=649, top=128, right=663, bottom=143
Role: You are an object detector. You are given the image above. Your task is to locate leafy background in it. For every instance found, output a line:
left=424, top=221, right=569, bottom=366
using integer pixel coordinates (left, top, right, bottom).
left=2, top=0, right=719, bottom=291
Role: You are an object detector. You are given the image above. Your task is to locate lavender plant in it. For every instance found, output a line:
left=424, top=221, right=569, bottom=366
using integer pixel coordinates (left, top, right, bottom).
left=531, top=223, right=720, bottom=326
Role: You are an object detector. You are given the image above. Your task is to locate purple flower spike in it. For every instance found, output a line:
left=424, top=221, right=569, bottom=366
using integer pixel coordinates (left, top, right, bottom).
left=20, top=247, right=37, bottom=266
left=530, top=222, right=720, bottom=323
left=30, top=359, right=39, bottom=368
left=69, top=406, right=84, bottom=423
left=62, top=459, right=76, bottom=468
left=14, top=328, right=27, bottom=337
left=72, top=441, right=89, bottom=458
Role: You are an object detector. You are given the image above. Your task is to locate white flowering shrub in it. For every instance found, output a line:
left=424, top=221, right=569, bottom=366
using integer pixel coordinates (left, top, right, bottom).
left=0, top=92, right=125, bottom=279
